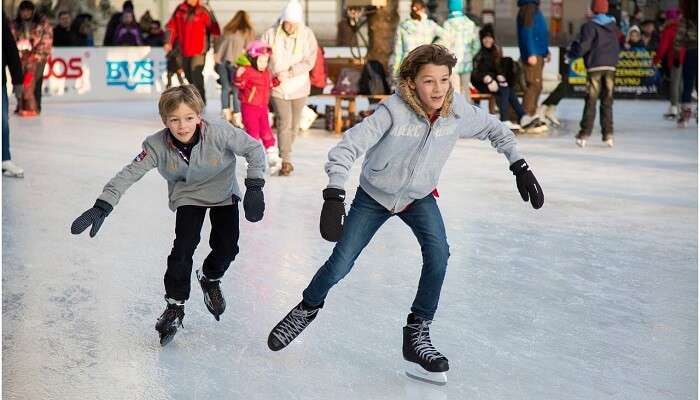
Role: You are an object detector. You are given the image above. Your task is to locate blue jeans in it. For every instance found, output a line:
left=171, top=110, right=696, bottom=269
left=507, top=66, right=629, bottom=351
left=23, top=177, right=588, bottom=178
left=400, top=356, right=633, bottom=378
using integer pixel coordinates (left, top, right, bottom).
left=303, top=187, right=451, bottom=320
left=496, top=86, right=525, bottom=121
left=215, top=63, right=240, bottom=112
left=2, top=83, right=10, bottom=161
left=681, top=48, right=698, bottom=104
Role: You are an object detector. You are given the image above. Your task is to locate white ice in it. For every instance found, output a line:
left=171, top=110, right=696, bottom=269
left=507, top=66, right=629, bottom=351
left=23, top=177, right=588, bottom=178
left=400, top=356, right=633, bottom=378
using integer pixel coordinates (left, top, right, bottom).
left=2, top=99, right=697, bottom=399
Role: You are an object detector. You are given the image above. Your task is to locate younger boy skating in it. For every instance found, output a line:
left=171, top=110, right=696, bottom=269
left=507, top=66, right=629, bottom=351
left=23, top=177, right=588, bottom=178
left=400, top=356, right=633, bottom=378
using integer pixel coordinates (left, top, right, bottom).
left=71, top=85, right=267, bottom=346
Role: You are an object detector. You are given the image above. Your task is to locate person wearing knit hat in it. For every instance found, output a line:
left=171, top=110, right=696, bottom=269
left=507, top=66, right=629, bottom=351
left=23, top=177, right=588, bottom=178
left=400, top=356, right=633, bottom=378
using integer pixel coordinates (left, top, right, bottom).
left=260, top=0, right=318, bottom=176
left=591, top=0, right=609, bottom=14
left=281, top=0, right=303, bottom=24
left=437, top=0, right=480, bottom=100
left=625, top=25, right=645, bottom=50
left=567, top=0, right=620, bottom=147
left=471, top=24, right=543, bottom=133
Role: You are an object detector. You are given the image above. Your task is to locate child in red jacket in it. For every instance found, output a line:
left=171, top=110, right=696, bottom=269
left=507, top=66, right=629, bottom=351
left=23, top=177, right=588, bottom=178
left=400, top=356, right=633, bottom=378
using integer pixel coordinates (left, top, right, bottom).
left=235, top=40, right=282, bottom=174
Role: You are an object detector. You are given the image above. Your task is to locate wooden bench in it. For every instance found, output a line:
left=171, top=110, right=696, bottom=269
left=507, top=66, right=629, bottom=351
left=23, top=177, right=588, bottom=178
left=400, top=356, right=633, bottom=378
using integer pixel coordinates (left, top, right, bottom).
left=312, top=93, right=390, bottom=135
left=471, top=92, right=497, bottom=113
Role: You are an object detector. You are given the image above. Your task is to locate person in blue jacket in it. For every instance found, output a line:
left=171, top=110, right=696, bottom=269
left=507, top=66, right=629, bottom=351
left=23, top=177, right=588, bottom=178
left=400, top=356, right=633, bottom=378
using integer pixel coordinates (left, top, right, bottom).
left=517, top=0, right=550, bottom=127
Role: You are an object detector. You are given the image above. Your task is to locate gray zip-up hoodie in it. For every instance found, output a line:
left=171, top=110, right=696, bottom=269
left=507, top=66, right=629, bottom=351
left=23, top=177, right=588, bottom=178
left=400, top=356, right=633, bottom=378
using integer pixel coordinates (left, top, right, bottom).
left=325, top=81, right=522, bottom=212
left=98, top=119, right=266, bottom=211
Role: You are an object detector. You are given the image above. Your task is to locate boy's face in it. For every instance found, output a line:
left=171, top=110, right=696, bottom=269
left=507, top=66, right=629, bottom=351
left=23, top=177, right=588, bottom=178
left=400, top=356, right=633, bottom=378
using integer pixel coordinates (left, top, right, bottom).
left=629, top=30, right=641, bottom=42
left=409, top=63, right=451, bottom=115
left=256, top=54, right=269, bottom=71
left=164, top=102, right=201, bottom=143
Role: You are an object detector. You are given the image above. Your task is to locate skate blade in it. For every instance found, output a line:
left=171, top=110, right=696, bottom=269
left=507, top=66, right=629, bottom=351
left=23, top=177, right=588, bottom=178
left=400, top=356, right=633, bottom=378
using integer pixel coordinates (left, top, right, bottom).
left=404, top=362, right=447, bottom=386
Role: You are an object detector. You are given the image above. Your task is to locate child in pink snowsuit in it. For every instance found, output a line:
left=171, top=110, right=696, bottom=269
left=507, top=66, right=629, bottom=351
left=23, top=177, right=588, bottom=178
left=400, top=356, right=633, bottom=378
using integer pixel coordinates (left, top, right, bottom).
left=234, top=41, right=279, bottom=150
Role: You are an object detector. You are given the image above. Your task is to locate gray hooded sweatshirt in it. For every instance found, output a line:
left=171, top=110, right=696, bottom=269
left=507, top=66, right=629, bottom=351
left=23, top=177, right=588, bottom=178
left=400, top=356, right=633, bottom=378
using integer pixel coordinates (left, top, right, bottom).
left=325, top=82, right=522, bottom=212
left=98, top=119, right=266, bottom=211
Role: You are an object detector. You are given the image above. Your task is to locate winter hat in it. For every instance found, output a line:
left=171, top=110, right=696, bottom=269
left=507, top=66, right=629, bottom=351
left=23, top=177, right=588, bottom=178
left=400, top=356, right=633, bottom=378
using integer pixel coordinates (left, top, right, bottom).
left=448, top=0, right=464, bottom=17
left=281, top=0, right=304, bottom=24
left=246, top=40, right=272, bottom=58
left=627, top=25, right=641, bottom=39
left=665, top=7, right=681, bottom=21
left=479, top=24, right=495, bottom=40
left=591, top=0, right=609, bottom=14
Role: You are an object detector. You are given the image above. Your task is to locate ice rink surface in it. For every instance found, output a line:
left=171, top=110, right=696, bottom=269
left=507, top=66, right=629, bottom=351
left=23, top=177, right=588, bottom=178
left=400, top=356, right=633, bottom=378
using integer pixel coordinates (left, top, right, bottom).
left=2, top=98, right=697, bottom=399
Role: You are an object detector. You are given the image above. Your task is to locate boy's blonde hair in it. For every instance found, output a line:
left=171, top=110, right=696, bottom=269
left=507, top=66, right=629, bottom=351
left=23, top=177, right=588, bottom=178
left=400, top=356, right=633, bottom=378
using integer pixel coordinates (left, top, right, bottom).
left=158, top=84, right=205, bottom=121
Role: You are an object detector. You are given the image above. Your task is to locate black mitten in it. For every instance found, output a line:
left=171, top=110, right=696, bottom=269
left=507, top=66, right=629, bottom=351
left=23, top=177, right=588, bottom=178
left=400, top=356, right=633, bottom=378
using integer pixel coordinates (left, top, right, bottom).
left=243, top=178, right=265, bottom=222
left=71, top=199, right=113, bottom=237
left=509, top=159, right=544, bottom=209
left=320, top=188, right=346, bottom=242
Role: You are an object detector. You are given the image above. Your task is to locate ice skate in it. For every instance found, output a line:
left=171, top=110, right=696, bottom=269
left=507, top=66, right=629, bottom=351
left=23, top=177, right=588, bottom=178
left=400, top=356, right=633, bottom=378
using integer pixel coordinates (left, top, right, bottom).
left=520, top=115, right=548, bottom=134
left=222, top=108, right=233, bottom=123
left=603, top=137, right=614, bottom=148
left=403, top=313, right=449, bottom=386
left=503, top=120, right=522, bottom=133
left=197, top=270, right=226, bottom=321
left=576, top=138, right=587, bottom=148
left=232, top=112, right=244, bottom=129
left=155, top=299, right=185, bottom=347
left=538, top=105, right=561, bottom=127
left=677, top=105, right=693, bottom=128
left=663, top=105, right=679, bottom=120
left=266, top=146, right=282, bottom=176
left=2, top=161, right=24, bottom=178
left=267, top=301, right=321, bottom=351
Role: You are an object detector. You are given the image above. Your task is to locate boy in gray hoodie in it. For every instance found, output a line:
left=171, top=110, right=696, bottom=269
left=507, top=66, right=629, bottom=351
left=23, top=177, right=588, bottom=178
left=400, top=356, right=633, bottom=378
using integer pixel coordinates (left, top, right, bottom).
left=71, top=85, right=267, bottom=346
left=267, top=45, right=544, bottom=384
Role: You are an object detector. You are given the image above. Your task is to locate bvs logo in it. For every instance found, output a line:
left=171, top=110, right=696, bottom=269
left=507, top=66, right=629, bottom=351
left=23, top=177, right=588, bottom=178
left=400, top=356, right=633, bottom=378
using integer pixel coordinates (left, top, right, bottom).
left=44, top=56, right=83, bottom=79
left=106, top=60, right=154, bottom=90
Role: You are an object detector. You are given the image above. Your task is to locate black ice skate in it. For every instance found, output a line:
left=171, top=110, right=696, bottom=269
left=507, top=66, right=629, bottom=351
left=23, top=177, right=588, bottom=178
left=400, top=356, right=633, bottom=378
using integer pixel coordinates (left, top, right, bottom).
left=196, top=270, right=226, bottom=321
left=155, top=300, right=185, bottom=347
left=403, top=313, right=449, bottom=385
left=267, top=301, right=322, bottom=351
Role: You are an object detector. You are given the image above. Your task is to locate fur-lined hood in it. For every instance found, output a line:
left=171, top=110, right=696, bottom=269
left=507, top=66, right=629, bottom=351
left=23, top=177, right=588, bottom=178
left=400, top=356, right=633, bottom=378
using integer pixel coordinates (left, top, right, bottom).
left=395, top=79, right=456, bottom=120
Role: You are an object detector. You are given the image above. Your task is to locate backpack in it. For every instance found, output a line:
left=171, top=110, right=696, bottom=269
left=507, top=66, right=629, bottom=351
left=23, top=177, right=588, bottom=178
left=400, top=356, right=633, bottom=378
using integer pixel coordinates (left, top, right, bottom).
left=358, top=60, right=391, bottom=95
left=331, top=67, right=361, bottom=95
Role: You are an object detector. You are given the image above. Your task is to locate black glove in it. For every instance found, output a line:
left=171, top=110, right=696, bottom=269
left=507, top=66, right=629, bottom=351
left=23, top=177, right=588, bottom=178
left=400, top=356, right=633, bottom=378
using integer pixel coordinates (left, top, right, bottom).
left=71, top=199, right=113, bottom=237
left=243, top=178, right=265, bottom=222
left=509, top=159, right=544, bottom=209
left=320, top=188, right=346, bottom=242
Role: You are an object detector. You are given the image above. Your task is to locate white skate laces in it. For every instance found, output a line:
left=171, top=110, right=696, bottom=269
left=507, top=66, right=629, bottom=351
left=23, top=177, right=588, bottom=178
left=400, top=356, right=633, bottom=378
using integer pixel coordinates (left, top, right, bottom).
left=407, top=319, right=445, bottom=363
left=272, top=305, right=318, bottom=346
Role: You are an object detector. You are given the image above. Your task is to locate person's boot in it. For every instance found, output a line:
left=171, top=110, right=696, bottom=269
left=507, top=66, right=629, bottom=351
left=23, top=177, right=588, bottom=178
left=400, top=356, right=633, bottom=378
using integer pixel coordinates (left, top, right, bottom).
left=279, top=161, right=294, bottom=176
left=403, top=313, right=449, bottom=385
left=2, top=160, right=24, bottom=178
left=267, top=300, right=322, bottom=351
left=155, top=298, right=185, bottom=346
left=196, top=270, right=226, bottom=321
left=232, top=112, right=244, bottom=128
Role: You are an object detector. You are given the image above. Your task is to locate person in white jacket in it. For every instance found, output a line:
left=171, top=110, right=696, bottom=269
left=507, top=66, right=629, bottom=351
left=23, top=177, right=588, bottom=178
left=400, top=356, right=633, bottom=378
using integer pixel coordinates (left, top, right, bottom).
left=261, top=0, right=318, bottom=176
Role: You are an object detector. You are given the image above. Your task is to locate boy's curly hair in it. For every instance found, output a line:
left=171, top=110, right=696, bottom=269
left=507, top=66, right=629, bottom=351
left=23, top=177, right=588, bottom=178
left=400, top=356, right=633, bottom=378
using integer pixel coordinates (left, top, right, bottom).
left=158, top=84, right=205, bottom=122
left=398, top=44, right=457, bottom=82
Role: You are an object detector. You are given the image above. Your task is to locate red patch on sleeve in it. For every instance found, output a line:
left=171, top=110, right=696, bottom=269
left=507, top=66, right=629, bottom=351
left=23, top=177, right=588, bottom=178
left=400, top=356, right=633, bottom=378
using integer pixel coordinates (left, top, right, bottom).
left=134, top=149, right=148, bottom=162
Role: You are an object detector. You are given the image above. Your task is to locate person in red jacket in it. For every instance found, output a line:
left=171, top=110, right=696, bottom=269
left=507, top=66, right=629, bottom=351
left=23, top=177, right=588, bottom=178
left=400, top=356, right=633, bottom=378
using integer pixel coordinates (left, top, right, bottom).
left=653, top=8, right=685, bottom=120
left=164, top=0, right=220, bottom=102
left=309, top=45, right=327, bottom=95
left=235, top=41, right=282, bottom=174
